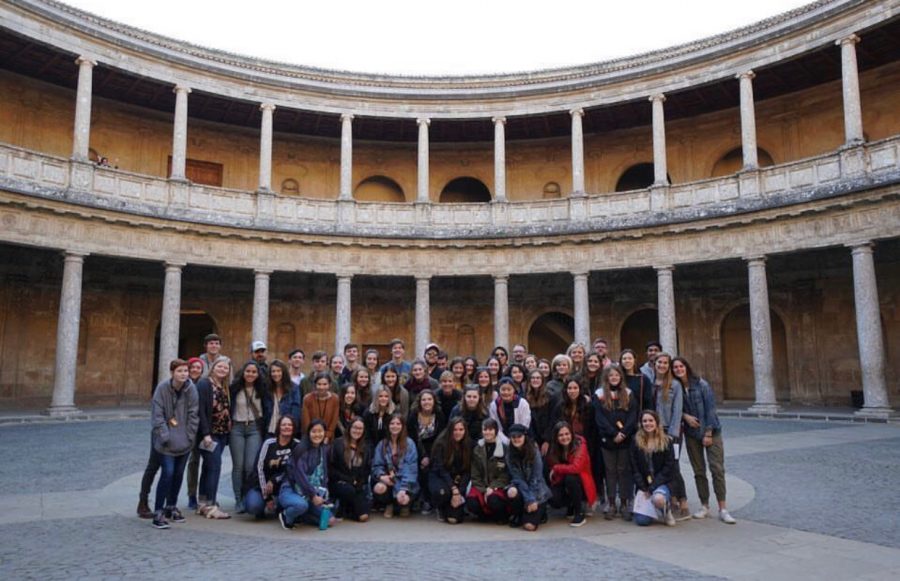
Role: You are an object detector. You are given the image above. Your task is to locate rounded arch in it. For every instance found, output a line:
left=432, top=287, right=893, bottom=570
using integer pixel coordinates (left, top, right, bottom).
left=542, top=181, right=561, bottom=199
left=152, top=311, right=219, bottom=392
left=619, top=307, right=660, bottom=358
left=615, top=163, right=670, bottom=192
left=354, top=175, right=406, bottom=202
left=720, top=303, right=790, bottom=401
left=527, top=311, right=574, bottom=361
left=280, top=178, right=300, bottom=195
left=439, top=177, right=492, bottom=203
left=710, top=146, right=775, bottom=177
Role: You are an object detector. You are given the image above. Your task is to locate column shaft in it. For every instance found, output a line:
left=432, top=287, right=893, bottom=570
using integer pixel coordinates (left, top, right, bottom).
left=493, top=117, right=507, bottom=202
left=415, top=276, right=431, bottom=356
left=258, top=103, right=276, bottom=191
left=170, top=86, right=191, bottom=180
left=48, top=252, right=86, bottom=415
left=656, top=266, right=677, bottom=354
left=738, top=71, right=759, bottom=169
left=335, top=275, right=353, bottom=356
left=573, top=272, right=590, bottom=347
left=339, top=114, right=354, bottom=200
left=570, top=109, right=585, bottom=194
left=157, top=263, right=183, bottom=384
left=838, top=35, right=865, bottom=145
left=493, top=275, right=509, bottom=349
left=417, top=118, right=430, bottom=203
left=650, top=94, right=668, bottom=185
left=252, top=270, right=271, bottom=346
left=747, top=257, right=779, bottom=411
left=850, top=243, right=891, bottom=416
left=71, top=57, right=96, bottom=161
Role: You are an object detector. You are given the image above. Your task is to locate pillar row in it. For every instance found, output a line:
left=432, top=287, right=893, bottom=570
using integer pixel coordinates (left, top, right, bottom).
left=48, top=251, right=87, bottom=416
left=837, top=34, right=865, bottom=145
left=157, top=262, right=184, bottom=384
left=746, top=256, right=779, bottom=412
left=649, top=94, right=668, bottom=186
left=170, top=85, right=191, bottom=180
left=71, top=56, right=96, bottom=162
left=737, top=71, right=759, bottom=170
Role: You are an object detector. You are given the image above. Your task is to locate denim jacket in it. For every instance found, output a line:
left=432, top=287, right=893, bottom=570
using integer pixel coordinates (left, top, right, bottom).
left=682, top=377, right=720, bottom=441
left=506, top=443, right=551, bottom=505
left=371, top=437, right=419, bottom=496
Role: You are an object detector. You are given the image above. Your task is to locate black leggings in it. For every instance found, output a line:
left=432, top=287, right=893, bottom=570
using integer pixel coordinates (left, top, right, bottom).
left=549, top=474, right=584, bottom=517
left=465, top=491, right=510, bottom=522
left=139, top=440, right=160, bottom=502
left=331, top=481, right=371, bottom=520
left=428, top=477, right=465, bottom=522
left=510, top=494, right=545, bottom=529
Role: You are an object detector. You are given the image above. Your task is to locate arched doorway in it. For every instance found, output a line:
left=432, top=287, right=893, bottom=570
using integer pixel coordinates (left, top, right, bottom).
left=615, top=163, right=670, bottom=191
left=528, top=312, right=574, bottom=361
left=720, top=305, right=789, bottom=401
left=439, top=177, right=492, bottom=203
left=152, top=312, right=218, bottom=391
left=710, top=147, right=775, bottom=177
left=354, top=175, right=405, bottom=202
left=620, top=308, right=660, bottom=359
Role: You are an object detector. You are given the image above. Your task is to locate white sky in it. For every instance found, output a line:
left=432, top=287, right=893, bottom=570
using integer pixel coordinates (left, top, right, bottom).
left=61, top=0, right=814, bottom=76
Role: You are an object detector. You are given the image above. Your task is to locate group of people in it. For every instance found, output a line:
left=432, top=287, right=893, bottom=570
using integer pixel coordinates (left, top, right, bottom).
left=140, top=334, right=735, bottom=532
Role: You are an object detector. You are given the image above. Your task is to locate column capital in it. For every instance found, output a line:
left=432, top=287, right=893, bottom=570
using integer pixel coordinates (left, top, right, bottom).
left=75, top=55, right=97, bottom=67
left=847, top=241, right=874, bottom=254
left=259, top=102, right=276, bottom=113
left=164, top=261, right=186, bottom=271
left=336, top=273, right=354, bottom=281
left=415, top=274, right=432, bottom=282
left=254, top=269, right=273, bottom=277
left=340, top=113, right=354, bottom=123
left=744, top=255, right=767, bottom=264
left=570, top=108, right=585, bottom=118
left=572, top=270, right=589, bottom=280
left=836, top=33, right=860, bottom=47
left=493, top=274, right=509, bottom=283
left=492, top=116, right=507, bottom=125
left=61, top=250, right=88, bottom=262
left=736, top=70, right=756, bottom=81
left=649, top=93, right=666, bottom=103
left=654, top=264, right=674, bottom=273
left=173, top=85, right=191, bottom=95
left=417, top=117, right=431, bottom=127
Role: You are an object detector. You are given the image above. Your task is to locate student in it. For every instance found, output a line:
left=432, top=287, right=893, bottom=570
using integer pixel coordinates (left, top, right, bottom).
left=449, top=385, right=487, bottom=443
left=280, top=419, right=336, bottom=530
left=593, top=364, right=637, bottom=520
left=474, top=367, right=495, bottom=403
left=199, top=333, right=231, bottom=380
left=463, top=356, right=479, bottom=385
left=288, top=348, right=306, bottom=391
left=583, top=352, right=603, bottom=393
left=523, top=354, right=538, bottom=373
left=640, top=340, right=662, bottom=385
left=228, top=361, right=266, bottom=514
left=550, top=376, right=596, bottom=460
left=404, top=359, right=439, bottom=398
left=250, top=341, right=269, bottom=379
left=507, top=363, right=528, bottom=395
left=195, top=358, right=232, bottom=518
left=654, top=352, right=689, bottom=520
left=631, top=410, right=677, bottom=527
left=489, top=377, right=532, bottom=441
left=546, top=354, right=572, bottom=401
left=672, top=357, right=736, bottom=524
left=423, top=343, right=442, bottom=381
left=381, top=366, right=410, bottom=418
left=428, top=417, right=472, bottom=524
left=379, top=338, right=411, bottom=382
left=466, top=418, right=512, bottom=524
left=449, top=358, right=467, bottom=390
left=184, top=356, right=204, bottom=509
left=371, top=414, right=419, bottom=518
left=364, top=385, right=396, bottom=446
left=545, top=420, right=596, bottom=527
left=340, top=342, right=361, bottom=385
left=149, top=359, right=199, bottom=529
left=244, top=415, right=300, bottom=520
left=301, top=372, right=340, bottom=443
left=264, top=359, right=301, bottom=438
left=349, top=367, right=374, bottom=409
left=566, top=342, right=586, bottom=375
left=620, top=349, right=653, bottom=413
left=408, top=390, right=446, bottom=514
left=337, top=383, right=366, bottom=438
left=485, top=357, right=503, bottom=390
left=329, top=354, right=346, bottom=386
left=300, top=351, right=329, bottom=397
left=436, top=370, right=462, bottom=418
left=591, top=337, right=613, bottom=369
left=329, top=417, right=372, bottom=522
left=363, top=349, right=382, bottom=390
left=524, top=369, right=553, bottom=455
left=506, top=423, right=551, bottom=531
left=491, top=346, right=510, bottom=376
left=537, top=358, right=552, bottom=380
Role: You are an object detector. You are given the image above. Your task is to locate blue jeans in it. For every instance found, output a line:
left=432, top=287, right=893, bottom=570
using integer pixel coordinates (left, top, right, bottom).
left=198, top=434, right=228, bottom=504
left=154, top=452, right=189, bottom=512
left=229, top=422, right=261, bottom=502
left=243, top=487, right=267, bottom=518
left=278, top=484, right=323, bottom=527
left=634, top=484, right=671, bottom=526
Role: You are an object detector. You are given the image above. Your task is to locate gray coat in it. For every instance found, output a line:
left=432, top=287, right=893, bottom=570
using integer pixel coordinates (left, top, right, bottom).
left=152, top=379, right=199, bottom=456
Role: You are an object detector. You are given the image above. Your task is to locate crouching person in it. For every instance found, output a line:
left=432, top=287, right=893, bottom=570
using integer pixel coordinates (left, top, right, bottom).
left=429, top=418, right=472, bottom=524
left=466, top=418, right=512, bottom=524
left=244, top=416, right=299, bottom=520
left=279, top=419, right=336, bottom=530
left=371, top=413, right=419, bottom=518
left=506, top=423, right=551, bottom=531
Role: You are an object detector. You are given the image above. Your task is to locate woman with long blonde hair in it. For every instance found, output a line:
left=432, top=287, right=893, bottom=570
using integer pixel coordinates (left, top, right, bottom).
left=630, top=410, right=676, bottom=527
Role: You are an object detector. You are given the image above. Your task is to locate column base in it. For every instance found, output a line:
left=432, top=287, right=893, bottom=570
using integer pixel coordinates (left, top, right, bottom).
left=44, top=405, right=83, bottom=418
left=747, top=402, right=781, bottom=414
left=854, top=406, right=894, bottom=420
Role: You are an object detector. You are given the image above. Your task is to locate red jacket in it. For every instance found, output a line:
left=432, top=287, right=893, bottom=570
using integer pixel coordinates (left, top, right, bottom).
left=547, top=434, right=597, bottom=506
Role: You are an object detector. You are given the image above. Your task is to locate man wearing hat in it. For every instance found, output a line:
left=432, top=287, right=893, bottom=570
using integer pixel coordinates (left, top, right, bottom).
left=424, top=342, right=442, bottom=381
left=251, top=340, right=269, bottom=378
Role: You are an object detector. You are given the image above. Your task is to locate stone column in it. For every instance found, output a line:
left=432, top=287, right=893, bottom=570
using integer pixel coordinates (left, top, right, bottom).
left=339, top=113, right=354, bottom=200
left=157, top=262, right=184, bottom=384
left=737, top=71, right=759, bottom=169
left=415, top=276, right=431, bottom=356
left=258, top=103, right=276, bottom=192
left=849, top=243, right=892, bottom=417
left=837, top=34, right=865, bottom=145
left=493, top=275, right=509, bottom=349
left=335, top=274, right=353, bottom=356
left=71, top=56, right=96, bottom=162
left=252, top=270, right=271, bottom=346
left=493, top=116, right=507, bottom=202
left=746, top=257, right=779, bottom=412
left=573, top=271, right=590, bottom=347
left=170, top=85, right=191, bottom=180
left=649, top=94, right=668, bottom=186
left=656, top=266, right=677, bottom=354
left=47, top=251, right=87, bottom=416
left=570, top=108, right=585, bottom=194
left=417, top=117, right=430, bottom=203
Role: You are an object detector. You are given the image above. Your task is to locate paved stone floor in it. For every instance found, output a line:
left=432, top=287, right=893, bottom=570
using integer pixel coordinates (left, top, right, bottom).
left=0, top=417, right=898, bottom=580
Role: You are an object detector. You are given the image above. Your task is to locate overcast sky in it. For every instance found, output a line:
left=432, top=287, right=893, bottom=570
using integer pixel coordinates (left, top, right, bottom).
left=62, top=0, right=814, bottom=76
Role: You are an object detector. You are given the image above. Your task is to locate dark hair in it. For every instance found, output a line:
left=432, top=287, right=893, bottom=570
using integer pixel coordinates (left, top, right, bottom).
left=288, top=348, right=305, bottom=359
left=389, top=338, right=405, bottom=349
left=508, top=431, right=537, bottom=468
left=435, top=417, right=472, bottom=473
left=547, top=420, right=581, bottom=465
left=600, top=364, right=631, bottom=411
left=339, top=382, right=361, bottom=416
left=277, top=415, right=297, bottom=438
left=203, top=333, right=221, bottom=345
left=645, top=340, right=662, bottom=351
left=342, top=417, right=368, bottom=467
left=492, top=346, right=509, bottom=359
left=311, top=350, right=327, bottom=362
left=312, top=371, right=335, bottom=393
left=268, top=359, right=291, bottom=395
left=461, top=384, right=487, bottom=417
left=671, top=356, right=698, bottom=387
left=525, top=368, right=549, bottom=409
left=562, top=375, right=590, bottom=426
left=381, top=412, right=409, bottom=457
left=230, top=361, right=266, bottom=394
left=343, top=343, right=359, bottom=353
left=618, top=349, right=639, bottom=374
left=481, top=417, right=499, bottom=433
left=169, top=358, right=188, bottom=372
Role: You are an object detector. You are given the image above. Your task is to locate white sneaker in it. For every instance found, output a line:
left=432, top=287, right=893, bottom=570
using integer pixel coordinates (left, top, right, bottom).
left=719, top=509, right=736, bottom=524
left=664, top=508, right=676, bottom=526
left=692, top=506, right=710, bottom=519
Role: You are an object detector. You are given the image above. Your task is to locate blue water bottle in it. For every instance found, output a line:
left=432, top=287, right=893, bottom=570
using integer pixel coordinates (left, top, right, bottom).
left=319, top=504, right=332, bottom=530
